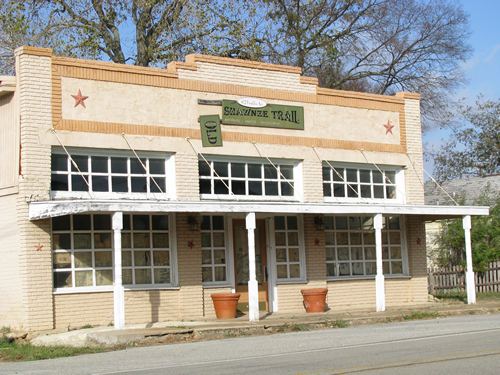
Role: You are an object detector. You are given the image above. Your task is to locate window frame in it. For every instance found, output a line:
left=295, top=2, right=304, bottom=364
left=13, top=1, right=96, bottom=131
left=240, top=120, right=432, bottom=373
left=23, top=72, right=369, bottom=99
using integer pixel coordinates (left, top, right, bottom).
left=198, top=155, right=303, bottom=202
left=50, top=147, right=175, bottom=200
left=270, top=214, right=307, bottom=284
left=324, top=215, right=409, bottom=281
left=322, top=162, right=405, bottom=204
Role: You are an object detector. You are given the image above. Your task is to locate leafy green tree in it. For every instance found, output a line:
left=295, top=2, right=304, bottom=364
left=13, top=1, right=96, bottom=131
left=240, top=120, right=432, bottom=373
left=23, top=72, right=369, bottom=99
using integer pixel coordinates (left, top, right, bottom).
left=433, top=97, right=500, bottom=182
left=435, top=195, right=500, bottom=272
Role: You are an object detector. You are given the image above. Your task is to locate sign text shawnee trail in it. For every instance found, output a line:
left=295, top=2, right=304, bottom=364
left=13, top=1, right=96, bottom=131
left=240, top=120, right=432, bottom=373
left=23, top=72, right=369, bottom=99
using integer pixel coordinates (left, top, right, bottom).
left=222, top=100, right=304, bottom=130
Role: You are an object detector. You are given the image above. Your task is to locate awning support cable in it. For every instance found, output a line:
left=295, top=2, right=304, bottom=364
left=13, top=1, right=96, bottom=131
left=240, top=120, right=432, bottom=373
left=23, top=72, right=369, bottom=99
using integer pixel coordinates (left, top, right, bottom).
left=121, top=133, right=165, bottom=196
left=252, top=142, right=295, bottom=191
left=185, top=137, right=237, bottom=199
left=50, top=128, right=93, bottom=199
left=406, top=153, right=459, bottom=206
left=312, top=147, right=359, bottom=196
left=358, top=149, right=407, bottom=200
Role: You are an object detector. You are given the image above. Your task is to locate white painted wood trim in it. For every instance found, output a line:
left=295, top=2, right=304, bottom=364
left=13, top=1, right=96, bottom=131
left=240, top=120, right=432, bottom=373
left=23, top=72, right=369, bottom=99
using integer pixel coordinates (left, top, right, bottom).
left=246, top=212, right=259, bottom=321
left=267, top=217, right=278, bottom=313
left=374, top=213, right=385, bottom=312
left=112, top=212, right=125, bottom=329
left=463, top=215, right=476, bottom=304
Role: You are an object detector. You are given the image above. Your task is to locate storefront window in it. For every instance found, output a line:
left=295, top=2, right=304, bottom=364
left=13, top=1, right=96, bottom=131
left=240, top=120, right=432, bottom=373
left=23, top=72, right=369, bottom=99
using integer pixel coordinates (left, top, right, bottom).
left=273, top=215, right=306, bottom=282
left=324, top=215, right=405, bottom=278
left=201, top=215, right=229, bottom=285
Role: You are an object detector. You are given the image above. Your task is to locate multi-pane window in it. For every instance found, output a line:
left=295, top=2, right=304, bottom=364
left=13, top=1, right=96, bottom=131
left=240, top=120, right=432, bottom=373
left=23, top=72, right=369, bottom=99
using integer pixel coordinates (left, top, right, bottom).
left=121, top=214, right=172, bottom=286
left=201, top=215, right=228, bottom=284
left=52, top=214, right=113, bottom=289
left=51, top=150, right=170, bottom=196
left=324, top=216, right=404, bottom=278
left=274, top=215, right=304, bottom=281
left=199, top=160, right=296, bottom=198
left=322, top=164, right=399, bottom=200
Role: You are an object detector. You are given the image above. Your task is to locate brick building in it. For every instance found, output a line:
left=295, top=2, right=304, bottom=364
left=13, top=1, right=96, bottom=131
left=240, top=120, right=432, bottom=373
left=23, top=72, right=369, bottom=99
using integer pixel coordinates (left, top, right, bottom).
left=0, top=47, right=488, bottom=331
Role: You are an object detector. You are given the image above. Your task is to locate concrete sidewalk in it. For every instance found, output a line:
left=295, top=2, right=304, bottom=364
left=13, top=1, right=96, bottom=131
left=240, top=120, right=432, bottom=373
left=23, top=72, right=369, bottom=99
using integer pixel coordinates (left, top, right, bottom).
left=30, top=299, right=500, bottom=348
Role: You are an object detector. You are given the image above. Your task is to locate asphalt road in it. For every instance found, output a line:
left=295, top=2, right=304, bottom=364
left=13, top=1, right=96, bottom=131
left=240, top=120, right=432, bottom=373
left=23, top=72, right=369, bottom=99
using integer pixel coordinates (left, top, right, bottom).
left=2, top=313, right=500, bottom=375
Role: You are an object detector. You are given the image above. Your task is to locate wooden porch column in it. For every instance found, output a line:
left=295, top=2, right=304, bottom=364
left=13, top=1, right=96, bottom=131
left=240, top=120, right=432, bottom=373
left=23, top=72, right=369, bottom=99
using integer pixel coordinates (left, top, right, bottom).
left=112, top=212, right=125, bottom=329
left=374, top=213, right=385, bottom=312
left=246, top=212, right=259, bottom=321
left=463, top=215, right=476, bottom=304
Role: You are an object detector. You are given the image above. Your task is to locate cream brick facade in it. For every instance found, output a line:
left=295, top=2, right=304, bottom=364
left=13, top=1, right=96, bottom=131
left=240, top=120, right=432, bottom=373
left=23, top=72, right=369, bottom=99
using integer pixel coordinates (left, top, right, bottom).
left=0, top=47, right=436, bottom=331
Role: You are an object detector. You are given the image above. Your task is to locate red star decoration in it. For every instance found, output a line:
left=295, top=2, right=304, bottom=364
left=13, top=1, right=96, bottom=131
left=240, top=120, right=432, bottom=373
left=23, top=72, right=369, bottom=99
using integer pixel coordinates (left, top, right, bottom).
left=35, top=243, right=44, bottom=252
left=71, top=89, right=89, bottom=108
left=383, top=120, right=395, bottom=135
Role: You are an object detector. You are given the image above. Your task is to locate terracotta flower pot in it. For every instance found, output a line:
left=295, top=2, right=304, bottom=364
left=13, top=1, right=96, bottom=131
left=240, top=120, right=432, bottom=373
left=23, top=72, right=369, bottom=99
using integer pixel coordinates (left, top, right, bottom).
left=301, top=288, right=328, bottom=313
left=211, top=292, right=241, bottom=319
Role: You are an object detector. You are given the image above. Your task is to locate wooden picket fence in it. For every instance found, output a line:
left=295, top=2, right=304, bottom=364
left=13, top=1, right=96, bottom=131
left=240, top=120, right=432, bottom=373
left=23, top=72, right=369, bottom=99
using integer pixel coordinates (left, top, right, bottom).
left=428, top=261, right=500, bottom=295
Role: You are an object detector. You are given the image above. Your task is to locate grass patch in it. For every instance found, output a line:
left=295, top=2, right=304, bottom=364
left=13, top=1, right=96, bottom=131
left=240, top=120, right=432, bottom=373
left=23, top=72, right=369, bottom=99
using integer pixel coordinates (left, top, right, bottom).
left=0, top=327, right=10, bottom=335
left=0, top=337, right=105, bottom=362
left=402, top=311, right=439, bottom=321
left=478, top=292, right=500, bottom=300
left=433, top=291, right=467, bottom=302
left=328, top=320, right=350, bottom=328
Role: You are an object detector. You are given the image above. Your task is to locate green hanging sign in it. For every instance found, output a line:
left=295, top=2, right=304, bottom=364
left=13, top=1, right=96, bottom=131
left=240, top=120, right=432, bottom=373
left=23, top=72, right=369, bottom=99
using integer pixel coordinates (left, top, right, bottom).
left=221, top=100, right=304, bottom=130
left=199, top=115, right=223, bottom=147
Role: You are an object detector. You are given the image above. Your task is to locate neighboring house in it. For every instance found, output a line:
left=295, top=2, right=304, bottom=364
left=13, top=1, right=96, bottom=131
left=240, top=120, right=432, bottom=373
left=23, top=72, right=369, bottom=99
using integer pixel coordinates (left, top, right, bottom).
left=424, top=175, right=500, bottom=267
left=0, top=46, right=488, bottom=331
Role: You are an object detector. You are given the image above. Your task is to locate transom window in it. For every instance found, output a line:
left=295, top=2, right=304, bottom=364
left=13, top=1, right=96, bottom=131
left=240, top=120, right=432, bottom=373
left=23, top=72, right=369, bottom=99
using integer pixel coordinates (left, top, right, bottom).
left=201, top=215, right=228, bottom=284
left=52, top=214, right=114, bottom=289
left=122, top=214, right=173, bottom=286
left=324, top=216, right=405, bottom=279
left=274, top=215, right=305, bottom=281
left=51, top=149, right=171, bottom=198
left=322, top=164, right=400, bottom=200
left=199, top=159, right=296, bottom=198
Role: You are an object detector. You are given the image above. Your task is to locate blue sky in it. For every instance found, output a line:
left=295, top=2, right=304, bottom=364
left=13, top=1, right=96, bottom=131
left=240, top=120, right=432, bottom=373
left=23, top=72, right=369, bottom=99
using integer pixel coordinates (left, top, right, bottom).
left=423, top=0, right=500, bottom=173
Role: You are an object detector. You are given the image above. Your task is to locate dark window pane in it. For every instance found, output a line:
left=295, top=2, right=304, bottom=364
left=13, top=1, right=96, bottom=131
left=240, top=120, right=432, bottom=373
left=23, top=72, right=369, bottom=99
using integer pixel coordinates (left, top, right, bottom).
left=388, top=216, right=400, bottom=229
left=281, top=182, right=294, bottom=196
left=373, top=171, right=383, bottom=183
left=152, top=215, right=168, bottom=230
left=347, top=184, right=358, bottom=198
left=122, top=215, right=131, bottom=230
left=112, top=176, right=128, bottom=192
left=274, top=216, right=285, bottom=230
left=335, top=216, right=348, bottom=230
left=149, top=159, right=165, bottom=174
left=92, top=176, right=109, bottom=192
left=131, top=177, right=147, bottom=192
left=360, top=185, right=371, bottom=198
left=386, top=186, right=396, bottom=199
left=73, top=214, right=91, bottom=230
left=71, top=155, right=88, bottom=172
left=91, top=156, right=108, bottom=173
left=385, top=171, right=396, bottom=184
left=51, top=154, right=67, bottom=171
left=198, top=161, right=211, bottom=176
left=248, top=181, right=262, bottom=195
left=93, top=214, right=111, bottom=230
left=265, top=181, right=278, bottom=196
left=346, top=169, right=357, bottom=182
left=133, top=215, right=150, bottom=230
left=213, top=161, right=228, bottom=177
left=130, top=158, right=147, bottom=174
left=54, top=272, right=72, bottom=288
left=111, top=157, right=128, bottom=173
left=248, top=164, right=261, bottom=178
left=199, top=179, right=211, bottom=194
left=201, top=216, right=210, bottom=230
left=287, top=216, right=298, bottom=229
left=349, top=216, right=361, bottom=230
left=71, top=174, right=88, bottom=191
left=264, top=165, right=277, bottom=179
left=333, top=184, right=345, bottom=197
left=280, top=165, right=294, bottom=180
left=360, top=170, right=371, bottom=183
left=323, top=183, right=331, bottom=197
left=150, top=177, right=165, bottom=193
left=373, top=185, right=384, bottom=198
left=231, top=163, right=245, bottom=178
left=51, top=174, right=68, bottom=191
left=52, top=215, right=70, bottom=231
left=332, top=168, right=344, bottom=182
left=232, top=180, right=246, bottom=195
left=214, top=180, right=229, bottom=194
left=212, top=216, right=224, bottom=230
left=322, top=166, right=331, bottom=181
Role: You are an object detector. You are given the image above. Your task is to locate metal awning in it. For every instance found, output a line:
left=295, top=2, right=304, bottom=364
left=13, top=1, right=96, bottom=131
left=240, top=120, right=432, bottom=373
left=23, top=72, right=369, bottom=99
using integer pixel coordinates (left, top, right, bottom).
left=28, top=199, right=489, bottom=220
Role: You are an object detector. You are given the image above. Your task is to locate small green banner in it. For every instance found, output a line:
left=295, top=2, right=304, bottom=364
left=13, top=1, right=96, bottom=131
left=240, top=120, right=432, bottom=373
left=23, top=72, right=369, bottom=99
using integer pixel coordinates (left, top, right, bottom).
left=199, top=115, right=223, bottom=147
left=222, top=100, right=304, bottom=130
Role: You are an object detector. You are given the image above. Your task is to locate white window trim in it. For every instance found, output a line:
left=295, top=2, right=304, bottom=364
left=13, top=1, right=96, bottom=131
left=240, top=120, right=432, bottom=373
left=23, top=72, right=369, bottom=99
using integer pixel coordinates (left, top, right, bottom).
left=325, top=215, right=409, bottom=281
left=198, top=155, right=303, bottom=202
left=270, top=214, right=307, bottom=284
left=322, top=162, right=406, bottom=204
left=50, top=147, right=175, bottom=200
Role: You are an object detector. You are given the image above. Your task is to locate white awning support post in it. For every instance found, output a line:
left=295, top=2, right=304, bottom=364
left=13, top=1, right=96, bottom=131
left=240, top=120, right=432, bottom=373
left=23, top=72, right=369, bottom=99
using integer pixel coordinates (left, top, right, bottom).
left=374, top=213, right=386, bottom=312
left=112, top=212, right=125, bottom=329
left=463, top=215, right=476, bottom=304
left=246, top=212, right=259, bottom=322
